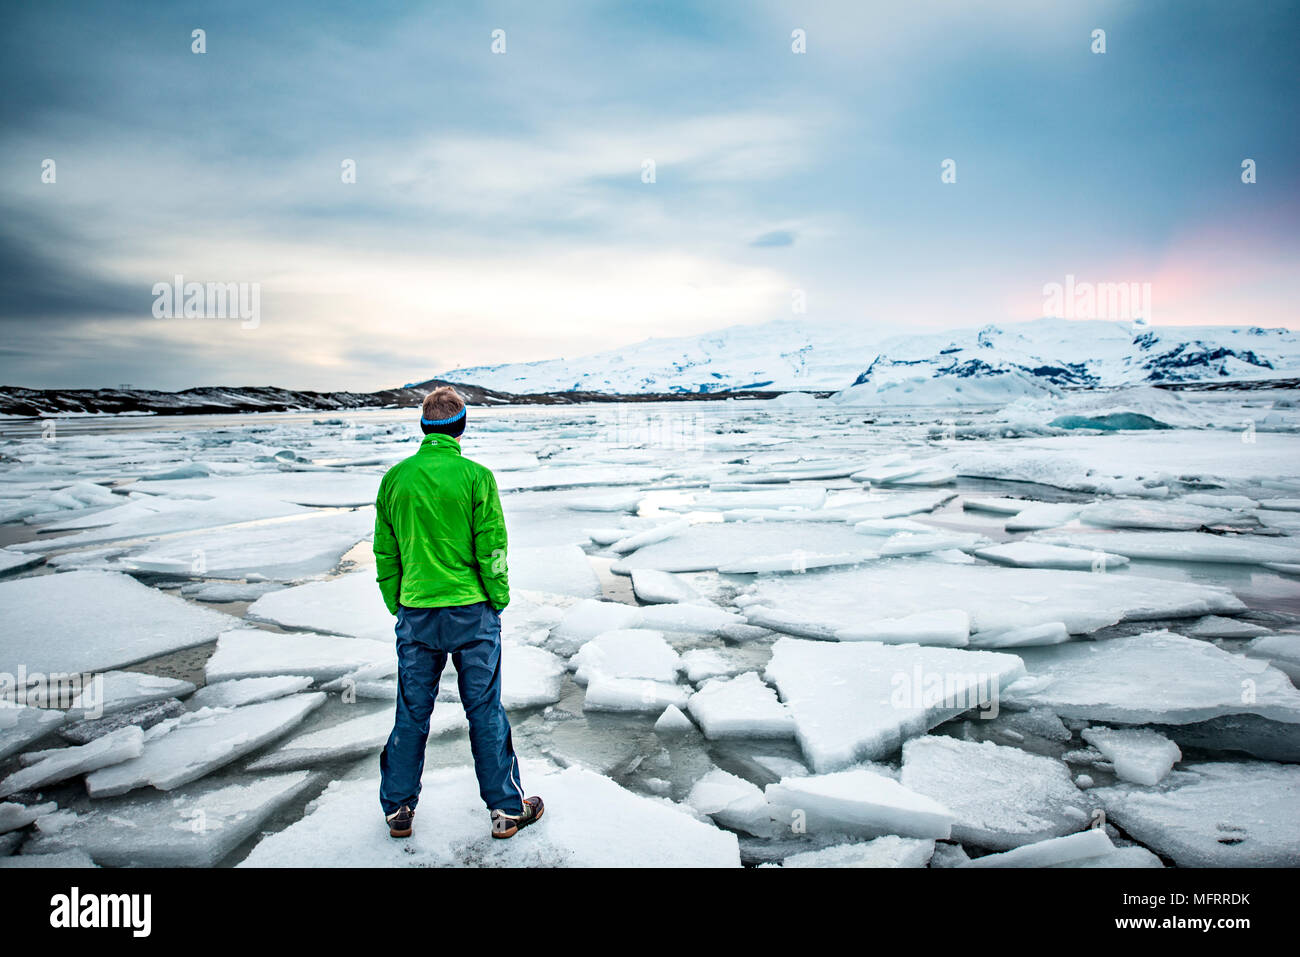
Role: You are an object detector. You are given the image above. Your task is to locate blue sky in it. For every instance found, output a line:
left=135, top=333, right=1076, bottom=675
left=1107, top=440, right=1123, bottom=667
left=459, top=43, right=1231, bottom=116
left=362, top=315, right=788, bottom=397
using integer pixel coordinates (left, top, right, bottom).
left=2, top=0, right=1296, bottom=390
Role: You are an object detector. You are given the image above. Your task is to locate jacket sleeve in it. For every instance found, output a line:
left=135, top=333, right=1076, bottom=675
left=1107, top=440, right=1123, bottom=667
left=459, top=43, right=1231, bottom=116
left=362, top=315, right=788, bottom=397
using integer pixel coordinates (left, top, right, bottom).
left=472, top=468, right=510, bottom=611
left=373, top=476, right=402, bottom=616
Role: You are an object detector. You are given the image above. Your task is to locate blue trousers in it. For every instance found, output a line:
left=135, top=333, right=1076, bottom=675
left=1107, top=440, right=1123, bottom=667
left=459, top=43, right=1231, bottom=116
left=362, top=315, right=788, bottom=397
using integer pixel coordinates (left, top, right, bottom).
left=379, top=602, right=525, bottom=815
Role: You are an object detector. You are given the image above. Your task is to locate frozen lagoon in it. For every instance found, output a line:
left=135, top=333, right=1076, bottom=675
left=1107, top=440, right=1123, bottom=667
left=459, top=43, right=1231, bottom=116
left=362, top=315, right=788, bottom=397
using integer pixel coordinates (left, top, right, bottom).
left=0, top=391, right=1298, bottom=868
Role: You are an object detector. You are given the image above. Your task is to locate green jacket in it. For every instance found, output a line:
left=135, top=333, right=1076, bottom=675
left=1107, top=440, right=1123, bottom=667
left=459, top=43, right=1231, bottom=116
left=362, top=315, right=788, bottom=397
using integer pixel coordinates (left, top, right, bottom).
left=373, top=432, right=510, bottom=616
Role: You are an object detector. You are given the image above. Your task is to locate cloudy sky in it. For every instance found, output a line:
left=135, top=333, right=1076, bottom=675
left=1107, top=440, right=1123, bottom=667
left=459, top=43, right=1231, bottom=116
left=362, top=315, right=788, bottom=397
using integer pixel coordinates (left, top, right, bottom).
left=2, top=0, right=1296, bottom=391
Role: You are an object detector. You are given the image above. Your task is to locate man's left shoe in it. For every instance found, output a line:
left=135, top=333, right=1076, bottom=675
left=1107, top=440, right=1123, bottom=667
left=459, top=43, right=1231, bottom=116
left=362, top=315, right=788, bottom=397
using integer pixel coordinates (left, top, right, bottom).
left=491, top=796, right=544, bottom=839
left=386, top=805, right=415, bottom=838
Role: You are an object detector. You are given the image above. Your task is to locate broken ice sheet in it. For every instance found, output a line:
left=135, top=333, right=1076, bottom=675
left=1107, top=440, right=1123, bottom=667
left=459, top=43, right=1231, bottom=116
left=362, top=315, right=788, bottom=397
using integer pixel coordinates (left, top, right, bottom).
left=246, top=570, right=392, bottom=641
left=900, top=735, right=1095, bottom=851
left=0, top=705, right=68, bottom=762
left=1034, top=528, right=1300, bottom=566
left=69, top=671, right=195, bottom=718
left=26, top=771, right=318, bottom=867
left=686, top=672, right=794, bottom=740
left=240, top=763, right=740, bottom=867
left=1093, top=761, right=1300, bottom=867
left=765, top=769, right=956, bottom=839
left=0, top=727, right=145, bottom=798
left=189, top=676, right=314, bottom=710
left=84, top=694, right=325, bottom=797
left=764, top=637, right=1026, bottom=772
left=1004, top=631, right=1300, bottom=725
left=1079, top=726, right=1181, bottom=786
left=610, top=521, right=870, bottom=573
left=779, top=836, right=935, bottom=868
left=121, top=508, right=373, bottom=580
left=740, top=561, right=1242, bottom=644
left=1, top=570, right=234, bottom=677
left=685, top=768, right=774, bottom=837
left=246, top=704, right=465, bottom=772
left=204, top=628, right=393, bottom=683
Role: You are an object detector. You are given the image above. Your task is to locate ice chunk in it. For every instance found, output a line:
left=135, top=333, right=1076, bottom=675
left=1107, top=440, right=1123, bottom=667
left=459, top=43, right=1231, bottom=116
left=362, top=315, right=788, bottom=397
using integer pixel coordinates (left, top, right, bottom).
left=0, top=800, right=58, bottom=835
left=0, top=849, right=97, bottom=868
left=549, top=600, right=641, bottom=653
left=122, top=509, right=373, bottom=579
left=129, top=471, right=380, bottom=507
left=611, top=522, right=870, bottom=574
left=837, top=609, right=970, bottom=647
left=0, top=549, right=42, bottom=576
left=1004, top=503, right=1080, bottom=532
left=582, top=677, right=688, bottom=714
left=1004, top=631, right=1300, bottom=724
left=1056, top=845, right=1164, bottom=868
left=962, top=497, right=1037, bottom=515
left=963, top=829, right=1115, bottom=868
left=572, top=630, right=680, bottom=685
left=27, top=772, right=317, bottom=867
left=781, top=836, right=935, bottom=868
left=686, top=768, right=773, bottom=837
left=566, top=491, right=645, bottom=512
left=1243, top=634, right=1300, bottom=684
left=1080, top=727, right=1181, bottom=785
left=1034, top=529, right=1300, bottom=566
left=687, top=673, right=795, bottom=740
left=630, top=569, right=700, bottom=604
left=15, top=495, right=312, bottom=553
left=1185, top=615, right=1271, bottom=639
left=85, top=694, right=325, bottom=796
left=509, top=545, right=602, bottom=598
left=973, top=542, right=1128, bottom=571
left=0, top=727, right=145, bottom=797
left=742, top=561, right=1244, bottom=643
left=1078, top=499, right=1245, bottom=531
left=654, top=705, right=696, bottom=735
left=900, top=736, right=1094, bottom=850
left=0, top=705, right=67, bottom=762
left=0, top=570, right=234, bottom=677
left=205, top=628, right=393, bottom=683
left=496, top=644, right=566, bottom=709
left=764, top=637, right=1025, bottom=771
left=247, top=705, right=466, bottom=772
left=246, top=571, right=392, bottom=640
left=70, top=671, right=196, bottom=719
left=609, top=519, right=690, bottom=555
left=765, top=769, right=955, bottom=839
left=59, top=699, right=184, bottom=746
left=189, top=676, right=314, bottom=710
left=635, top=602, right=745, bottom=634
left=1093, top=762, right=1300, bottom=867
left=179, top=581, right=285, bottom=603
left=240, top=763, right=740, bottom=867
left=681, top=648, right=745, bottom=684
left=716, top=550, right=879, bottom=574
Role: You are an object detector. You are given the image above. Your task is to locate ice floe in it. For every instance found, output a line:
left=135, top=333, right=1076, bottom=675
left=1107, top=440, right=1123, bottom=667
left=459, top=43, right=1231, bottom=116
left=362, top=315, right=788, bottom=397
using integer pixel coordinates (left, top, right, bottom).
left=764, top=638, right=1026, bottom=771
left=240, top=763, right=740, bottom=867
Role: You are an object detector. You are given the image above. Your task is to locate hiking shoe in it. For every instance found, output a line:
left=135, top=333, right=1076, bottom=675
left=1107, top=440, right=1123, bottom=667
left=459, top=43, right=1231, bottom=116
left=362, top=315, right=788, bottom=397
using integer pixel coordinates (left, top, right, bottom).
left=386, top=805, right=415, bottom=838
left=491, top=796, right=544, bottom=839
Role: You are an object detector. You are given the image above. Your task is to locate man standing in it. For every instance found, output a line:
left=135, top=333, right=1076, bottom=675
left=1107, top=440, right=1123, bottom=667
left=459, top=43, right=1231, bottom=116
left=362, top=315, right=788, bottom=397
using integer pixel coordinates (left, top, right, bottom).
left=374, top=387, right=543, bottom=840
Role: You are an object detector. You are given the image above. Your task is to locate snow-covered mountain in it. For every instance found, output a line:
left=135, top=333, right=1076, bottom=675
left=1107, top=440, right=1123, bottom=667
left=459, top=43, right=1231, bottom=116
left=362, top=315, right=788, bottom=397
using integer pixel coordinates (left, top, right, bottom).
left=439, top=318, right=1300, bottom=395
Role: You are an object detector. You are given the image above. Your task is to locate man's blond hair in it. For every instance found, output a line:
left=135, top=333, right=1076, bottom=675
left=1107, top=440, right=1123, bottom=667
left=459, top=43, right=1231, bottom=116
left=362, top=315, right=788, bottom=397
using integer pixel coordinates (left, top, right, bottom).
left=422, top=386, right=465, bottom=422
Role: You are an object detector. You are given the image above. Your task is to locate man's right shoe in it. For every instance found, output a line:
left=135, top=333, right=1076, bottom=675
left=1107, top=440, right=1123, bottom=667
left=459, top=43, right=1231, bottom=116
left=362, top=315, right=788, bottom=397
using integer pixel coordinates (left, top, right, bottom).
left=386, top=805, right=415, bottom=838
left=491, top=796, right=544, bottom=839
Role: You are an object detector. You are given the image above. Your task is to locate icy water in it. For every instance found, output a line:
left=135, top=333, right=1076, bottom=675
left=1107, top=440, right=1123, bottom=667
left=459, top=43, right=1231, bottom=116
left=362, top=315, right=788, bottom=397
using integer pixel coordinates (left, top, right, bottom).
left=1, top=396, right=1298, bottom=868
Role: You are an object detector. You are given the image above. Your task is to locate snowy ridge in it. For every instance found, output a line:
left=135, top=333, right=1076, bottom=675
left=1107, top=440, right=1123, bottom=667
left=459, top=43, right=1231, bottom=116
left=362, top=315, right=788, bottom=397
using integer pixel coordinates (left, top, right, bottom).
left=439, top=318, right=1300, bottom=395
